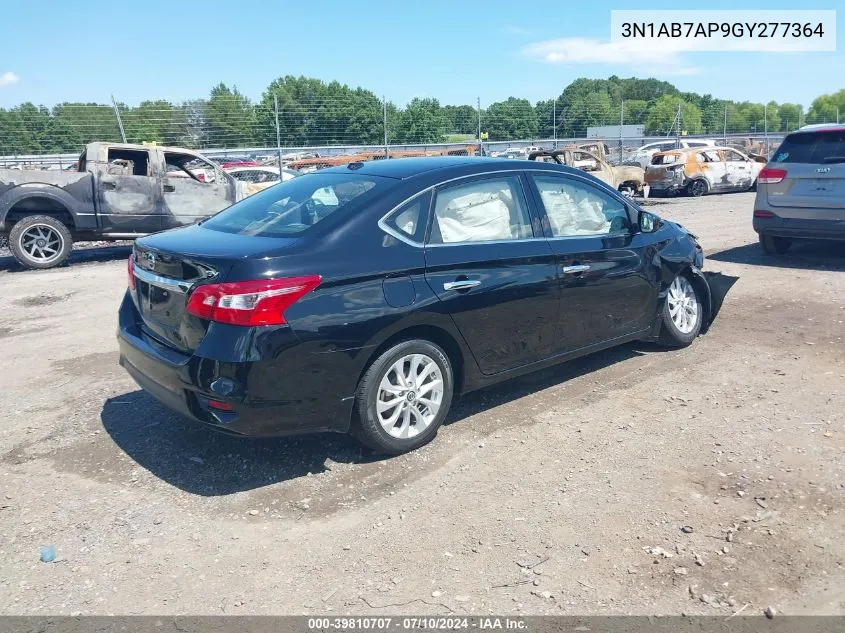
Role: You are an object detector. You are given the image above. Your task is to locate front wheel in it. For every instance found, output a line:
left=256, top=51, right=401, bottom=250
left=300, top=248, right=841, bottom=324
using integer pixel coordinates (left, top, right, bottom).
left=659, top=274, right=703, bottom=347
left=354, top=340, right=454, bottom=454
left=9, top=215, right=73, bottom=269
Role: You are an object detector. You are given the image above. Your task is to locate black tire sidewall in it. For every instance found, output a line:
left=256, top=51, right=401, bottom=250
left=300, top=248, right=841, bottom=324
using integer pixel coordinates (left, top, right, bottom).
left=660, top=275, right=703, bottom=347
left=355, top=340, right=453, bottom=454
left=687, top=180, right=707, bottom=197
left=9, top=215, right=72, bottom=269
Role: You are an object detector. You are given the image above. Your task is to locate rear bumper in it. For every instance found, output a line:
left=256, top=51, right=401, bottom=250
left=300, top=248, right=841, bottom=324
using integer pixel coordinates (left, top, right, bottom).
left=753, top=214, right=845, bottom=241
left=117, top=292, right=355, bottom=437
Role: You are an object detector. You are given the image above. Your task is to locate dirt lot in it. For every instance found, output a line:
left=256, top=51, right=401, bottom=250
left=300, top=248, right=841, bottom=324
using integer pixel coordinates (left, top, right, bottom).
left=1, top=191, right=843, bottom=616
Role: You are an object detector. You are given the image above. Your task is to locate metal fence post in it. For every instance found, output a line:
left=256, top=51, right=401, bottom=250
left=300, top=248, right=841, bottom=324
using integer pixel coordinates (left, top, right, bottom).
left=274, top=94, right=283, bottom=167
left=477, top=97, right=482, bottom=153
left=552, top=99, right=557, bottom=149
left=111, top=95, right=127, bottom=143
left=723, top=105, right=728, bottom=144
left=383, top=96, right=389, bottom=158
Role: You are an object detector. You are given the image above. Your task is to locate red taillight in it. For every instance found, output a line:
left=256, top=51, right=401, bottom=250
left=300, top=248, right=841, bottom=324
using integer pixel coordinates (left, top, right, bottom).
left=758, top=167, right=787, bottom=184
left=754, top=210, right=776, bottom=218
left=207, top=399, right=233, bottom=411
left=127, top=253, right=136, bottom=290
left=186, top=276, right=321, bottom=326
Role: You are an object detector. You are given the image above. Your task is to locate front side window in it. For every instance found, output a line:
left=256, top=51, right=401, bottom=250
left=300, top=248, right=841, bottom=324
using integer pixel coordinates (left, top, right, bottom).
left=202, top=173, right=389, bottom=237
left=532, top=175, right=630, bottom=238
left=429, top=176, right=533, bottom=244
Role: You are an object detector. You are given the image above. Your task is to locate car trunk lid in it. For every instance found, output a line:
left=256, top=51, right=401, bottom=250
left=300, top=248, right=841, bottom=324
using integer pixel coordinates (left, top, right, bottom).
left=130, top=224, right=299, bottom=353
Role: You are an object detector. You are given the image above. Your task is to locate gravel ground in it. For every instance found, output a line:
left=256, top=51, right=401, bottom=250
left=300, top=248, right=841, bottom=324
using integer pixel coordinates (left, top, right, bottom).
left=1, top=191, right=843, bottom=616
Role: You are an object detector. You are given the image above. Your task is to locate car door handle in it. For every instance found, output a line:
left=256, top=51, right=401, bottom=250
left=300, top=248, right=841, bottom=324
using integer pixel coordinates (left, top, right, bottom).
left=443, top=280, right=481, bottom=291
left=163, top=184, right=176, bottom=192
left=561, top=264, right=590, bottom=274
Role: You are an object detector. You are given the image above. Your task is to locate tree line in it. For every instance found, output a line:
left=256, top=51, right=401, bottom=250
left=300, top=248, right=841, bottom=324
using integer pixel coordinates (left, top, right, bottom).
left=0, top=75, right=842, bottom=154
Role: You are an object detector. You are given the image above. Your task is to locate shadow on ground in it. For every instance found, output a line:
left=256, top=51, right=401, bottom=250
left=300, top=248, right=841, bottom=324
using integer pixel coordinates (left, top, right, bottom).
left=709, top=240, right=845, bottom=272
left=101, top=340, right=677, bottom=496
left=0, top=245, right=131, bottom=272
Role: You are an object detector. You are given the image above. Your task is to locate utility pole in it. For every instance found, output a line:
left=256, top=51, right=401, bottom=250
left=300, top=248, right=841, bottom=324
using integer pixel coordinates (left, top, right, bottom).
left=383, top=95, right=389, bottom=158
left=552, top=99, right=557, bottom=149
left=838, top=107, right=841, bottom=124
left=764, top=103, right=769, bottom=157
left=274, top=94, right=283, bottom=168
left=675, top=102, right=682, bottom=148
left=619, top=100, right=624, bottom=161
left=477, top=97, right=482, bottom=154
left=111, top=95, right=127, bottom=143
left=723, top=104, right=728, bottom=144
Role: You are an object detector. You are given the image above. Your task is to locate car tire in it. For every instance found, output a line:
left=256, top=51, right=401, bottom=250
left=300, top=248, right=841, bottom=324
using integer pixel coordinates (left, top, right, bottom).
left=658, top=273, right=703, bottom=348
left=686, top=179, right=708, bottom=197
left=759, top=234, right=791, bottom=255
left=9, top=215, right=73, bottom=270
left=353, top=339, right=454, bottom=455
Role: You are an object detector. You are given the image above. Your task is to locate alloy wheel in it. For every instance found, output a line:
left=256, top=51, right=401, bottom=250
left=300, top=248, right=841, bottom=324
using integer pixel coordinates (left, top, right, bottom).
left=376, top=353, right=443, bottom=439
left=19, top=224, right=64, bottom=264
left=667, top=276, right=699, bottom=334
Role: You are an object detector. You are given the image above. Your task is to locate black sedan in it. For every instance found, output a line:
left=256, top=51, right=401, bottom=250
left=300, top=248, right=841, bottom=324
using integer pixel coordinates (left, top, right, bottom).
left=118, top=157, right=713, bottom=454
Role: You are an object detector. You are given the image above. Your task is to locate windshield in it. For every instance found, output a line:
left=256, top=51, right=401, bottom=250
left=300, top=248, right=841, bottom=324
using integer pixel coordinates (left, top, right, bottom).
left=772, top=131, right=845, bottom=164
left=202, top=172, right=391, bottom=237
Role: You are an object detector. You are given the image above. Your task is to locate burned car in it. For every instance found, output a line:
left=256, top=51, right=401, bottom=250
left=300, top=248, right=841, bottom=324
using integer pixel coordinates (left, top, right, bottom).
left=645, top=147, right=764, bottom=197
left=528, top=149, right=647, bottom=196
left=0, top=142, right=243, bottom=269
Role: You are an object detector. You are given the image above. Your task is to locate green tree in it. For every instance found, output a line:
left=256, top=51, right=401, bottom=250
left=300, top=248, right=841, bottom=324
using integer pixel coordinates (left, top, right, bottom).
left=484, top=98, right=537, bottom=141
left=565, top=91, right=614, bottom=137
left=442, top=105, right=477, bottom=135
left=622, top=99, right=648, bottom=125
left=806, top=89, right=845, bottom=124
left=206, top=83, right=256, bottom=148
left=645, top=95, right=702, bottom=135
left=778, top=103, right=803, bottom=132
left=395, top=98, right=447, bottom=144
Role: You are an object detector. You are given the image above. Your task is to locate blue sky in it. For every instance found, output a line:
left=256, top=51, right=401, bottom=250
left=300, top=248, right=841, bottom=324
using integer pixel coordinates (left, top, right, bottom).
left=0, top=0, right=841, bottom=108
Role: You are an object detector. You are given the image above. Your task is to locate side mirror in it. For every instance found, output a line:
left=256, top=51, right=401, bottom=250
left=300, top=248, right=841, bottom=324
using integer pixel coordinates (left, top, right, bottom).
left=639, top=210, right=659, bottom=233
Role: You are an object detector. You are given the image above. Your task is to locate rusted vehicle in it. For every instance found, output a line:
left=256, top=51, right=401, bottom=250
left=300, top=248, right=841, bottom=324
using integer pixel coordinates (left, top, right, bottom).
left=287, top=145, right=481, bottom=172
left=528, top=149, right=647, bottom=196
left=0, top=142, right=242, bottom=269
left=645, top=147, right=764, bottom=197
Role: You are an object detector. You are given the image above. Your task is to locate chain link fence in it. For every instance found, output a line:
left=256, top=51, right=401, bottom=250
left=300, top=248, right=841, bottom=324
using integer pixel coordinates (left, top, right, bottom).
left=0, top=91, right=833, bottom=169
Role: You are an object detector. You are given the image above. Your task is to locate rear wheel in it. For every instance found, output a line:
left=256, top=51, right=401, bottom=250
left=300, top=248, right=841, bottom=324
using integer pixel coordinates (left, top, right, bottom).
left=686, top=179, right=708, bottom=197
left=759, top=234, right=791, bottom=255
left=353, top=340, right=453, bottom=454
left=659, top=274, right=703, bottom=347
left=9, top=215, right=72, bottom=269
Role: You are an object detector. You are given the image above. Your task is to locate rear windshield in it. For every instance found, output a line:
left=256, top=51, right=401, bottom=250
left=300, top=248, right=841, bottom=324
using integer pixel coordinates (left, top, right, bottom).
left=651, top=153, right=681, bottom=165
left=771, top=131, right=845, bottom=165
left=202, top=172, right=390, bottom=237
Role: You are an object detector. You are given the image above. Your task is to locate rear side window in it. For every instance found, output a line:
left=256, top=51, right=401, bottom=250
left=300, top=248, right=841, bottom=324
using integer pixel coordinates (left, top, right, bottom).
left=202, top=173, right=389, bottom=237
left=652, top=153, right=680, bottom=165
left=772, top=131, right=845, bottom=164
left=383, top=192, right=430, bottom=243
left=429, top=177, right=533, bottom=244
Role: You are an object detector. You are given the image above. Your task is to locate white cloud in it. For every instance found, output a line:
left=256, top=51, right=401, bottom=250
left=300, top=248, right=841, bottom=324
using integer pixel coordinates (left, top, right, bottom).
left=503, top=25, right=531, bottom=36
left=0, top=71, right=19, bottom=88
left=522, top=38, right=699, bottom=76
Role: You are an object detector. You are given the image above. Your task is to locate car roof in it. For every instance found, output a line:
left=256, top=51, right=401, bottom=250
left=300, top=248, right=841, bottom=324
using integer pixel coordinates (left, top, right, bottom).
left=316, top=156, right=500, bottom=179
left=312, top=155, right=592, bottom=182
left=794, top=123, right=845, bottom=134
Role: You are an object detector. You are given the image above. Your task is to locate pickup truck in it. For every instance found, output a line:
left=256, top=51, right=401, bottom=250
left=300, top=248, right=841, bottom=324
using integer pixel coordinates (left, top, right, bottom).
left=0, top=142, right=243, bottom=269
